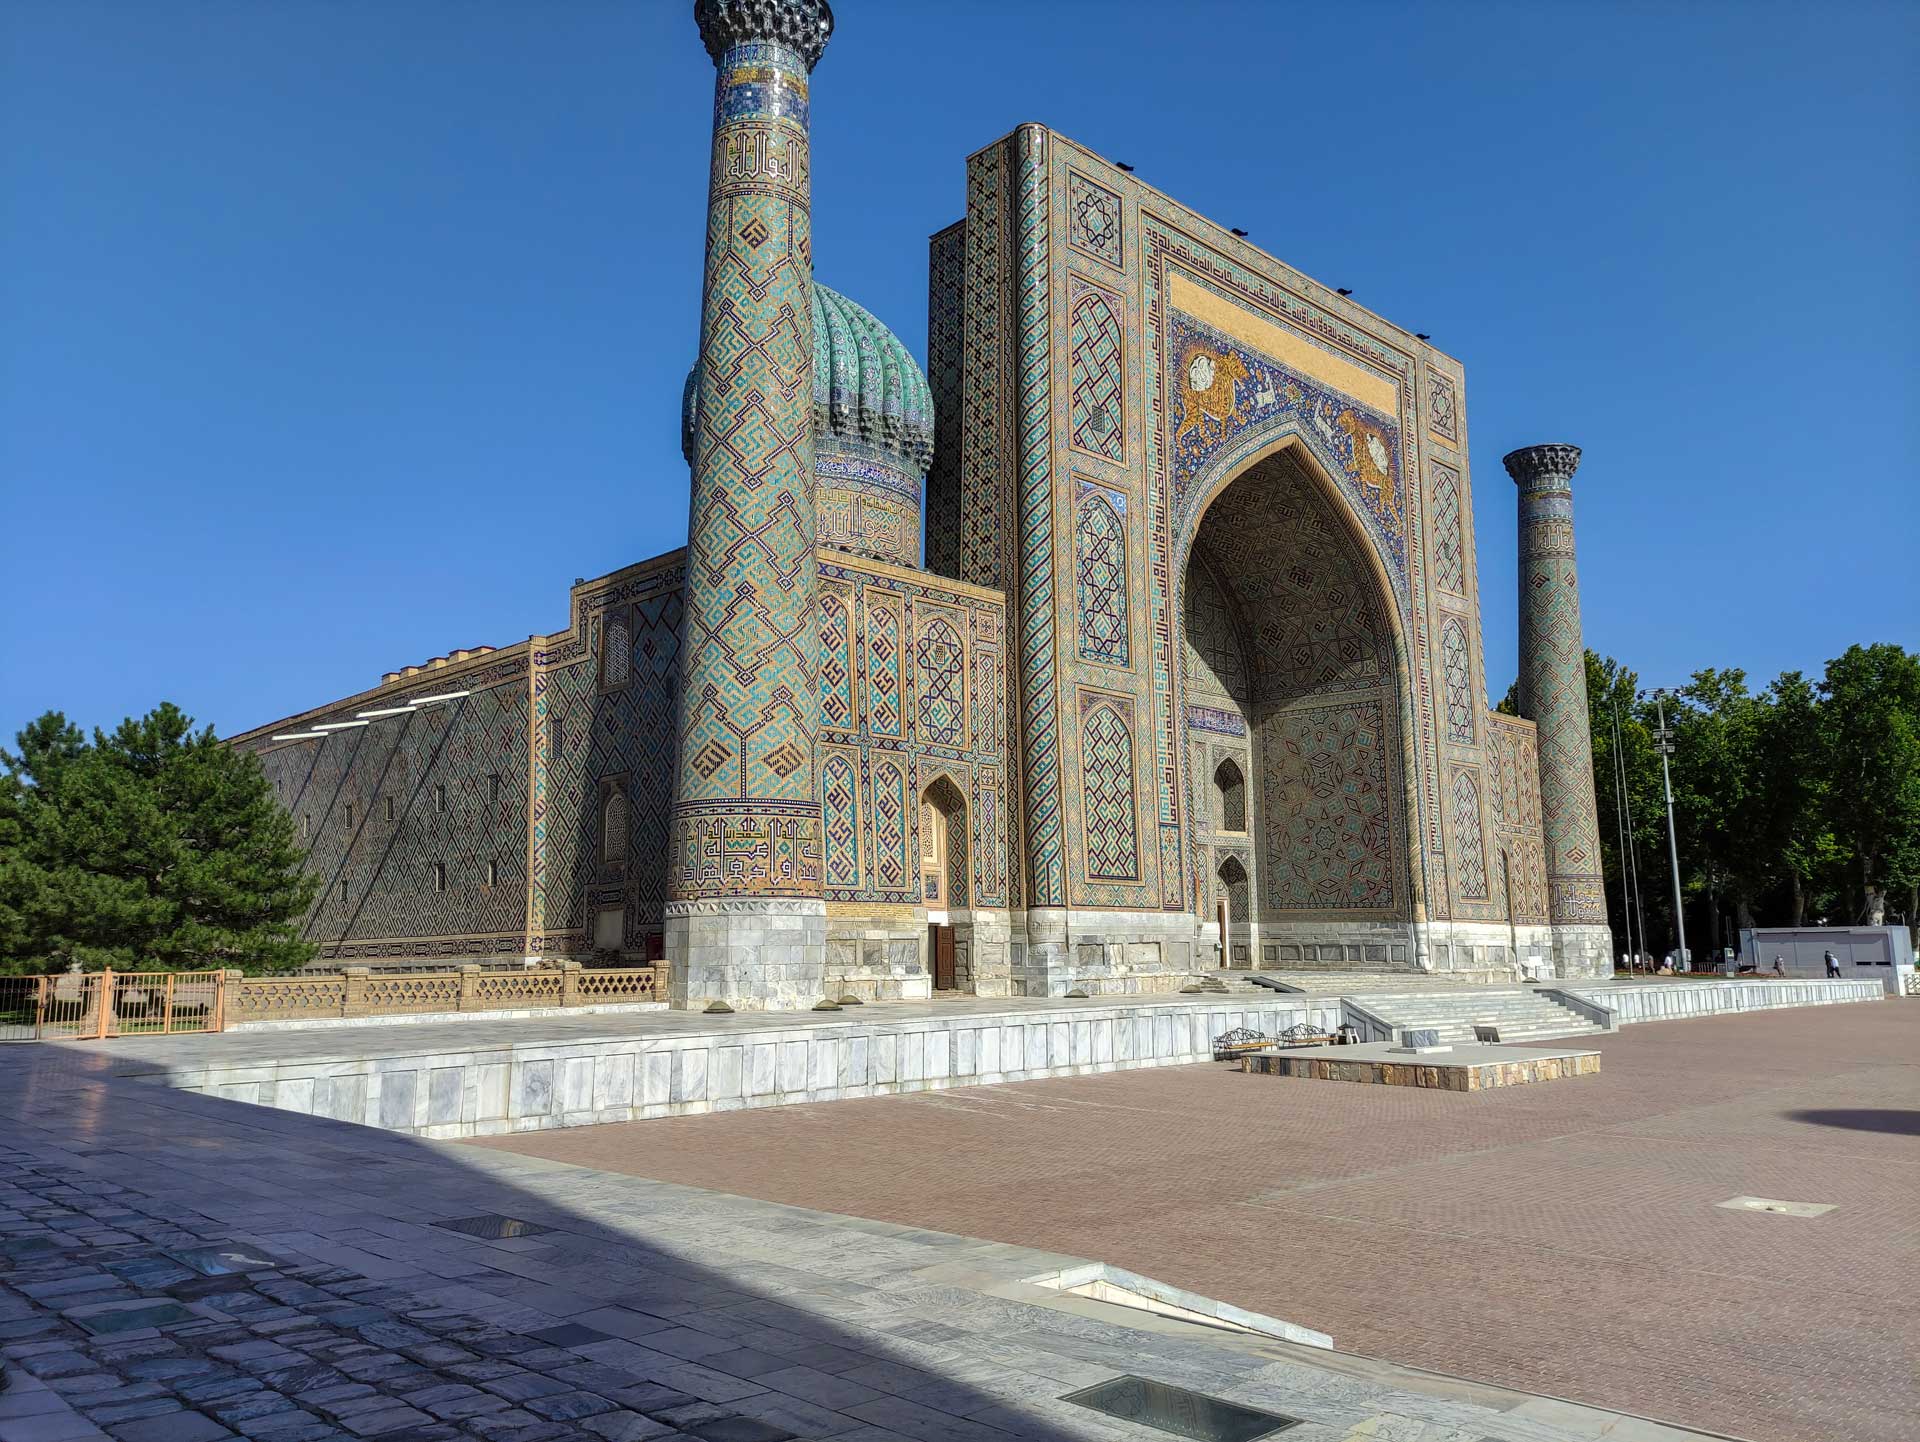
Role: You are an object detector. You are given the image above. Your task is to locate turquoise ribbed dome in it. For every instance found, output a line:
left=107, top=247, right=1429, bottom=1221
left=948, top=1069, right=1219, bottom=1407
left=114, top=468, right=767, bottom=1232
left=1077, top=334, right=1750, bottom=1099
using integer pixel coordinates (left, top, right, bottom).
left=680, top=282, right=934, bottom=473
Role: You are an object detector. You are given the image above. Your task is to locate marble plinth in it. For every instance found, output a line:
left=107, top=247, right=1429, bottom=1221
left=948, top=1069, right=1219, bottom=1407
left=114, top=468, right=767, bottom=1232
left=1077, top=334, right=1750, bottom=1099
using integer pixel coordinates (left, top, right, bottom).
left=1243, top=1040, right=1600, bottom=1091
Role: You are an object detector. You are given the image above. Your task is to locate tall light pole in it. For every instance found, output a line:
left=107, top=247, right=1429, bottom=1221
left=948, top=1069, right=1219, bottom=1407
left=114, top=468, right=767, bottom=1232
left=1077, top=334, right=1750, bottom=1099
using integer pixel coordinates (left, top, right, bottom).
left=1649, top=689, right=1688, bottom=972
left=1609, top=698, right=1642, bottom=972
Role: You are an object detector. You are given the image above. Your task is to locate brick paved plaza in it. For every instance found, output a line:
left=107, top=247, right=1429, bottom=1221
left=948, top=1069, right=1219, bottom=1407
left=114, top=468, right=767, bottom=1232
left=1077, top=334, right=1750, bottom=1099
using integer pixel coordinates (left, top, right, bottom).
left=0, top=1034, right=1739, bottom=1442
left=476, top=1002, right=1920, bottom=1442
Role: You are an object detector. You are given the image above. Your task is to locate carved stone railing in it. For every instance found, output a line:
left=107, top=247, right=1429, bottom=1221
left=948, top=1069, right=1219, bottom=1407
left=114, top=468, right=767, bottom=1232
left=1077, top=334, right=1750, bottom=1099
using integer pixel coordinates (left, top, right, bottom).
left=229, top=963, right=663, bottom=1024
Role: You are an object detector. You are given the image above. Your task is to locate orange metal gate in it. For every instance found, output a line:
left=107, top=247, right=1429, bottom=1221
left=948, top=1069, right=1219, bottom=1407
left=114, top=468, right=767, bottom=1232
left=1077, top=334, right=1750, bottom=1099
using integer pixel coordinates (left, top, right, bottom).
left=0, top=970, right=225, bottom=1041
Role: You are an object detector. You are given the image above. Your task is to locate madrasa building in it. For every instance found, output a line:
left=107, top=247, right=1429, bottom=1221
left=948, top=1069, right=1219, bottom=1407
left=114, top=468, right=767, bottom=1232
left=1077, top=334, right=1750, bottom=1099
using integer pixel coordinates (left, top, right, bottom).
left=231, top=0, right=1613, bottom=1009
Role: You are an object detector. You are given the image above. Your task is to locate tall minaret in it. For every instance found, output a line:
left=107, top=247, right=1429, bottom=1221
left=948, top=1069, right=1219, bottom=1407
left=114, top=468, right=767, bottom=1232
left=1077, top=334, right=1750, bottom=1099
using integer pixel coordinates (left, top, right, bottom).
left=1504, top=444, right=1612, bottom=978
left=668, top=0, right=834, bottom=1009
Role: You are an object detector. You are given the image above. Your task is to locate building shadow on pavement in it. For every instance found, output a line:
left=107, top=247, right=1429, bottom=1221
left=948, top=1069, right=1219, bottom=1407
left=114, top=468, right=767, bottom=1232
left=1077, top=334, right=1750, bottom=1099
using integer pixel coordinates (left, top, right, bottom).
left=1787, top=1107, right=1920, bottom=1136
left=0, top=1042, right=1336, bottom=1442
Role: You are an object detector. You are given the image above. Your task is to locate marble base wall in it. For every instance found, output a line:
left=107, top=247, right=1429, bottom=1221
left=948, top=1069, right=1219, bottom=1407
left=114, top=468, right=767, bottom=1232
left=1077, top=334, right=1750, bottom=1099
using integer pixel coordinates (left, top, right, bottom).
left=1255, top=921, right=1421, bottom=973
left=1005, top=909, right=1210, bottom=997
left=825, top=912, right=931, bottom=1002
left=1562, top=978, right=1882, bottom=1023
left=1547, top=923, right=1615, bottom=979
left=134, top=996, right=1344, bottom=1140
left=1005, top=911, right=1586, bottom=990
left=665, top=899, right=828, bottom=1011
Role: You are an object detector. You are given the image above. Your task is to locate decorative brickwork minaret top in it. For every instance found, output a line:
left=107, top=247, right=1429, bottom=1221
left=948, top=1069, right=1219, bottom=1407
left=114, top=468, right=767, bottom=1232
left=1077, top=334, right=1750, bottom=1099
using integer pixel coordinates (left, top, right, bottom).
left=1505, top=444, right=1610, bottom=973
left=667, top=0, right=834, bottom=1007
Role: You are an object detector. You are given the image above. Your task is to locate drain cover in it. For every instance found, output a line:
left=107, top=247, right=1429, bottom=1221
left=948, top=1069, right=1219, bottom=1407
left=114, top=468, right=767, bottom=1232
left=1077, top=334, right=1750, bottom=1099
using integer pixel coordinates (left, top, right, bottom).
left=1717, top=1195, right=1835, bottom=1218
left=432, top=1213, right=554, bottom=1240
left=166, top=1243, right=284, bottom=1276
left=1062, top=1375, right=1299, bottom=1441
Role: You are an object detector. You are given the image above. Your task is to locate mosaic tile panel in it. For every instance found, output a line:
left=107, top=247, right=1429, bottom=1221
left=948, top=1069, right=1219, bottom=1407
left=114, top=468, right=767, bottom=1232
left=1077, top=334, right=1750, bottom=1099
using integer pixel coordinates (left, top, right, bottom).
left=866, top=592, right=904, bottom=738
left=1167, top=311, right=1407, bottom=584
left=1487, top=712, right=1550, bottom=924
left=1013, top=126, right=1066, bottom=908
left=1431, top=460, right=1465, bottom=596
left=820, top=588, right=853, bottom=730
left=814, top=558, right=1009, bottom=909
left=1068, top=279, right=1126, bottom=462
left=1428, top=369, right=1460, bottom=444
left=821, top=750, right=860, bottom=890
left=1067, top=169, right=1123, bottom=268
left=1075, top=481, right=1130, bottom=666
left=1258, top=699, right=1397, bottom=914
left=1452, top=768, right=1489, bottom=900
left=1441, top=613, right=1475, bottom=745
left=1081, top=698, right=1141, bottom=882
left=915, top=615, right=965, bottom=746
left=924, top=221, right=966, bottom=579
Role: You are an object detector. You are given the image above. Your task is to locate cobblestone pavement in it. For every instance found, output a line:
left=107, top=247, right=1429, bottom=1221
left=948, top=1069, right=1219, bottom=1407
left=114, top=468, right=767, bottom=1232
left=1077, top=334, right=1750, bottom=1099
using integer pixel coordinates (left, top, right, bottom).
left=476, top=1002, right=1920, bottom=1442
left=0, top=1046, right=1719, bottom=1442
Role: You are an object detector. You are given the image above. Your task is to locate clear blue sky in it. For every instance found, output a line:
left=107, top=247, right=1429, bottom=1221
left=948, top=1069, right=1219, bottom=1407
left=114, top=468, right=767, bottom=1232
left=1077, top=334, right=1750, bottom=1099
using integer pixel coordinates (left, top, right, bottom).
left=2, top=0, right=1914, bottom=745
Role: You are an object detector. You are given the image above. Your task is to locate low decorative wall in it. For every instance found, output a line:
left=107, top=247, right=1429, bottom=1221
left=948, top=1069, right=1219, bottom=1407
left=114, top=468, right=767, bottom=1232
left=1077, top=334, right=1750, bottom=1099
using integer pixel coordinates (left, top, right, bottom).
left=228, top=964, right=662, bottom=1028
left=1564, top=979, right=1882, bottom=1024
left=116, top=997, right=1341, bottom=1139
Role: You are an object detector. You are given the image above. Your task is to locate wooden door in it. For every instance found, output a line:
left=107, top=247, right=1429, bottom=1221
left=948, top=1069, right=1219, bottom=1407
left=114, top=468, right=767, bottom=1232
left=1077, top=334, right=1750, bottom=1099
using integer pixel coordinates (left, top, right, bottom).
left=930, top=923, right=956, bottom=990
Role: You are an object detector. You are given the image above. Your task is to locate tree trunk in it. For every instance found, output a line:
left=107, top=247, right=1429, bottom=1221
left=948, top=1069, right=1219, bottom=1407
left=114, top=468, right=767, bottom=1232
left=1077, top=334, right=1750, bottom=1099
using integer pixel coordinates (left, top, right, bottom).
left=1856, top=855, right=1884, bottom=926
left=1907, top=884, right=1918, bottom=948
left=1735, top=894, right=1756, bottom=931
left=1789, top=870, right=1806, bottom=927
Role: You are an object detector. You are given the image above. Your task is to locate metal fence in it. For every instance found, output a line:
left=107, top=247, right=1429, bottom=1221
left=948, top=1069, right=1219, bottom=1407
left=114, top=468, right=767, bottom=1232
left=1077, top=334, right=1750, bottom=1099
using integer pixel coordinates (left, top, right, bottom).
left=0, top=970, right=225, bottom=1041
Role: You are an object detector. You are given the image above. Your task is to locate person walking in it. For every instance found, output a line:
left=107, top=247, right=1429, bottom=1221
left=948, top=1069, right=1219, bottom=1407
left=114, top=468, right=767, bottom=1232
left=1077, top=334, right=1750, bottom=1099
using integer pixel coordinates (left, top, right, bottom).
left=1772, top=956, right=1786, bottom=977
left=1823, top=948, right=1842, bottom=978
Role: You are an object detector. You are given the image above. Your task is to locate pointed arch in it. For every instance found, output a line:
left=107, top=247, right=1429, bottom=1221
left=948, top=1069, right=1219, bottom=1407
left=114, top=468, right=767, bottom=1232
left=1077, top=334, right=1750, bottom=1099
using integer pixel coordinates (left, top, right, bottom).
left=921, top=774, right=969, bottom=908
left=601, top=789, right=628, bottom=864
left=1214, top=757, right=1246, bottom=833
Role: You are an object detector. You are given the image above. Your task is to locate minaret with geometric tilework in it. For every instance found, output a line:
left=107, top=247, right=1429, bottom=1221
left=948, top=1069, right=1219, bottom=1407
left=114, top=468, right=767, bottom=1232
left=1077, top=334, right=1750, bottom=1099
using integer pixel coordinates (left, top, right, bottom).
left=1505, top=443, right=1613, bottom=978
left=667, top=0, right=835, bottom=1009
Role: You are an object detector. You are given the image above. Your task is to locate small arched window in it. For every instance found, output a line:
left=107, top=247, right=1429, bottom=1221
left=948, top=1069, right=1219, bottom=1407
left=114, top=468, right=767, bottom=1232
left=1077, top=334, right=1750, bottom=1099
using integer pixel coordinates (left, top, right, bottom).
left=602, top=790, right=629, bottom=863
left=1215, top=758, right=1246, bottom=833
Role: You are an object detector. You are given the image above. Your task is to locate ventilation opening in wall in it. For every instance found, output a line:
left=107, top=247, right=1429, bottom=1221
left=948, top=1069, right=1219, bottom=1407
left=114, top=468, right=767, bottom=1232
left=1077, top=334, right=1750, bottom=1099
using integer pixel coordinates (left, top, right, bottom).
left=1060, top=1375, right=1300, bottom=1441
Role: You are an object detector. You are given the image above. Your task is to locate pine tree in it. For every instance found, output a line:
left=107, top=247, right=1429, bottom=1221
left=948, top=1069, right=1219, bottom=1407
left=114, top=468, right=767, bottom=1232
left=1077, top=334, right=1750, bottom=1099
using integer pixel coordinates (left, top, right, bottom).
left=0, top=705, right=318, bottom=973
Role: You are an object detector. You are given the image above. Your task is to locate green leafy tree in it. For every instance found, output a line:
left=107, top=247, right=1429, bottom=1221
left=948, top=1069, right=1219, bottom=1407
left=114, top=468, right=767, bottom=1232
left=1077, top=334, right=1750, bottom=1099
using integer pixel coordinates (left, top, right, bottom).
left=1755, top=671, right=1842, bottom=926
left=1666, top=668, right=1774, bottom=950
left=0, top=704, right=318, bottom=974
left=1818, top=644, right=1920, bottom=926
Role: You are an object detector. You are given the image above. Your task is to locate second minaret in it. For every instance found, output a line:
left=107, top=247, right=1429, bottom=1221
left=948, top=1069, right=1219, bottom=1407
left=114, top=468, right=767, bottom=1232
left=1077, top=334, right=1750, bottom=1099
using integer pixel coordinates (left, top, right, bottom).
left=1505, top=443, right=1612, bottom=978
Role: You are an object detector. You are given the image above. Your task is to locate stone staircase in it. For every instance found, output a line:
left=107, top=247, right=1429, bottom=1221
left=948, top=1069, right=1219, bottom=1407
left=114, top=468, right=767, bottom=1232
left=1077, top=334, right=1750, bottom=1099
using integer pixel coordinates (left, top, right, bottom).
left=1186, top=972, right=1282, bottom=996
left=1351, top=988, right=1609, bottom=1044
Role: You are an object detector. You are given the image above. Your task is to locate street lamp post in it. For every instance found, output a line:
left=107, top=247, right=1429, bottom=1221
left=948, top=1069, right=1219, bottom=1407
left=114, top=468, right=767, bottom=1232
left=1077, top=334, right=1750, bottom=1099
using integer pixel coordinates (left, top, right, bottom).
left=1650, top=690, right=1689, bottom=974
